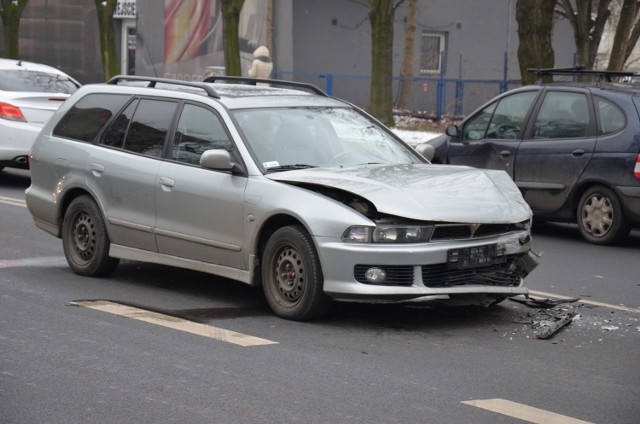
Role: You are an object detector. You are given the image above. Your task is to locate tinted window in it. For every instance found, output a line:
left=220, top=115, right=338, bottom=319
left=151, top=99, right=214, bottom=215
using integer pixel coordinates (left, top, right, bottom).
left=103, top=100, right=137, bottom=148
left=171, top=104, right=232, bottom=165
left=124, top=99, right=177, bottom=157
left=53, top=94, right=130, bottom=142
left=532, top=92, right=590, bottom=139
left=595, top=96, right=626, bottom=135
left=0, top=70, right=79, bottom=93
left=463, top=91, right=536, bottom=141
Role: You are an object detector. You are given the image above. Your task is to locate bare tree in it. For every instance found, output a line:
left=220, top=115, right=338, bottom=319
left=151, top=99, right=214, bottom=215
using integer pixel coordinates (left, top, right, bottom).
left=368, top=0, right=405, bottom=127
left=221, top=0, right=245, bottom=76
left=0, top=0, right=28, bottom=59
left=556, top=0, right=611, bottom=69
left=94, top=0, right=118, bottom=80
left=396, top=0, right=416, bottom=110
left=516, top=0, right=556, bottom=84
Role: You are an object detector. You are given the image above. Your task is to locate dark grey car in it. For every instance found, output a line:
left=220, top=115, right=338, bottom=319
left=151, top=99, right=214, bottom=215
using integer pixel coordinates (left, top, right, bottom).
left=427, top=71, right=640, bottom=245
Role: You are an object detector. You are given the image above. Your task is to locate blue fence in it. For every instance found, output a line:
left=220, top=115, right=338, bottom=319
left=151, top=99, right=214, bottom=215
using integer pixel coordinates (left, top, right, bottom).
left=273, top=69, right=519, bottom=121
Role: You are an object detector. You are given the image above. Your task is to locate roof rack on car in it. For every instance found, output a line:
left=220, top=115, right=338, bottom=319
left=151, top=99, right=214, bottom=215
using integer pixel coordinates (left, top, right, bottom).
left=529, top=66, right=635, bottom=84
left=202, top=76, right=328, bottom=96
left=106, top=75, right=221, bottom=98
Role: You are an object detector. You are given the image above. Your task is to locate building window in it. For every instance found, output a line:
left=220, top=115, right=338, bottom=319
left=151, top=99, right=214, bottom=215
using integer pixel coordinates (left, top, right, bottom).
left=420, top=32, right=446, bottom=74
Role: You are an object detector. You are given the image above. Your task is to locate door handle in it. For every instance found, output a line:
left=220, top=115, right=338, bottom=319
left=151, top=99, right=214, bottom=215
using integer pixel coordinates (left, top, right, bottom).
left=89, top=163, right=105, bottom=177
left=499, top=150, right=511, bottom=157
left=572, top=149, right=585, bottom=157
left=159, top=177, right=175, bottom=191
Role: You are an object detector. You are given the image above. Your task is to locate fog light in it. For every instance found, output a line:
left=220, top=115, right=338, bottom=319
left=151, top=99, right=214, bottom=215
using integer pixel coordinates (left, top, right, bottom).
left=365, top=267, right=387, bottom=284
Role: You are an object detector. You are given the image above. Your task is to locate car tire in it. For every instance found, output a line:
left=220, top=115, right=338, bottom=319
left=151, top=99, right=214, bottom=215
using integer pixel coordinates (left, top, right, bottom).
left=577, top=185, right=630, bottom=245
left=262, top=225, right=331, bottom=320
left=62, top=195, right=119, bottom=276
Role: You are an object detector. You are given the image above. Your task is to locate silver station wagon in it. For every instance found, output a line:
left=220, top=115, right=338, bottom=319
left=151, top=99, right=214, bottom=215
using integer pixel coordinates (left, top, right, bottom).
left=26, top=76, right=539, bottom=320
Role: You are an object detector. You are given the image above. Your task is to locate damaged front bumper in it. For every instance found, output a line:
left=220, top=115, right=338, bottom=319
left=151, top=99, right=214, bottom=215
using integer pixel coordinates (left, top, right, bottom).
left=316, top=230, right=540, bottom=302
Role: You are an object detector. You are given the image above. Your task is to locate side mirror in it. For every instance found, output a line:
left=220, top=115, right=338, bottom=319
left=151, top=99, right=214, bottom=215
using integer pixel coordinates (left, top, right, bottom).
left=415, top=143, right=435, bottom=161
left=445, top=124, right=459, bottom=138
left=200, top=149, right=234, bottom=170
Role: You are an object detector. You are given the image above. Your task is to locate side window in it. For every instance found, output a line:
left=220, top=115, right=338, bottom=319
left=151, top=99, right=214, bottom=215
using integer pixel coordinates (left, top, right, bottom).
left=532, top=92, right=590, bottom=139
left=120, top=99, right=177, bottom=157
left=103, top=100, right=137, bottom=148
left=53, top=94, right=131, bottom=142
left=462, top=91, right=536, bottom=141
left=171, top=104, right=232, bottom=165
left=595, top=96, right=625, bottom=135
left=463, top=102, right=497, bottom=141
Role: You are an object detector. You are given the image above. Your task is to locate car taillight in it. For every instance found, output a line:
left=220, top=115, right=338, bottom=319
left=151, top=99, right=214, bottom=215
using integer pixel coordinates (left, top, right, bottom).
left=0, top=102, right=27, bottom=122
left=635, top=153, right=640, bottom=179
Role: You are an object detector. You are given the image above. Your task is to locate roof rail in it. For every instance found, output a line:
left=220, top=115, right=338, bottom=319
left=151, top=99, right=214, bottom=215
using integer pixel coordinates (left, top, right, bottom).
left=528, top=66, right=635, bottom=83
left=106, top=75, right=220, bottom=98
left=202, top=76, right=328, bottom=96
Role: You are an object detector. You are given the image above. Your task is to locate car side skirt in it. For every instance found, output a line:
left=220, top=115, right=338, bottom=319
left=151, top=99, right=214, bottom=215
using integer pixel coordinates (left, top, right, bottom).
left=109, top=244, right=254, bottom=285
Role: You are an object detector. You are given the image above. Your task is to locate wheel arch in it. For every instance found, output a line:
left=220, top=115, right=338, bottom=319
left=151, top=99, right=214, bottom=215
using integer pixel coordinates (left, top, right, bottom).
left=58, top=188, right=112, bottom=240
left=252, top=214, right=309, bottom=286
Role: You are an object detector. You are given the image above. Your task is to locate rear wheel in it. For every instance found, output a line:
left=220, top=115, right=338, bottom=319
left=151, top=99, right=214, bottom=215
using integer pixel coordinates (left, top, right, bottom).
left=262, top=225, right=331, bottom=320
left=62, top=196, right=119, bottom=276
left=577, top=185, right=630, bottom=245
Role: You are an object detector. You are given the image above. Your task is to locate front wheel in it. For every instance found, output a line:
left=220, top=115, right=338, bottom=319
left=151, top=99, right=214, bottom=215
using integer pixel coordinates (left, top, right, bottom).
left=262, top=225, right=331, bottom=320
left=62, top=196, right=119, bottom=276
left=577, top=185, right=630, bottom=245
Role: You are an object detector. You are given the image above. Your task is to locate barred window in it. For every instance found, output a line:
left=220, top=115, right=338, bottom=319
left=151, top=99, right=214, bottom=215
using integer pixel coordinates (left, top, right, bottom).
left=420, top=32, right=446, bottom=74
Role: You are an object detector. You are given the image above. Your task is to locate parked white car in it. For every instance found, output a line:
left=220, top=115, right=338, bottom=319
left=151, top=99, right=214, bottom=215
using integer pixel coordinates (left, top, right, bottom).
left=25, top=76, right=539, bottom=320
left=0, top=58, right=80, bottom=170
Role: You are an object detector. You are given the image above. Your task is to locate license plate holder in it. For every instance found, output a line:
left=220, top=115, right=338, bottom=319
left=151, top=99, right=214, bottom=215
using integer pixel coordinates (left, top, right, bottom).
left=447, top=243, right=506, bottom=269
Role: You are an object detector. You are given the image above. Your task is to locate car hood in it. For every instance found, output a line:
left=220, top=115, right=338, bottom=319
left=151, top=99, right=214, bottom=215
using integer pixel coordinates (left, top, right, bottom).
left=267, top=164, right=532, bottom=223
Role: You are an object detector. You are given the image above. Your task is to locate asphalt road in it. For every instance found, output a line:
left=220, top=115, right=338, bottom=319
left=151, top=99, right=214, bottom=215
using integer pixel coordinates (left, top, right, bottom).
left=2, top=168, right=639, bottom=424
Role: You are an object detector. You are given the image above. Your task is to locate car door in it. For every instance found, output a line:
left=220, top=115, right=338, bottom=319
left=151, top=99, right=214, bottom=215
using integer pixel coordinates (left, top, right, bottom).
left=154, top=102, right=247, bottom=269
left=446, top=90, right=539, bottom=178
left=87, top=97, right=178, bottom=252
left=513, top=89, right=597, bottom=214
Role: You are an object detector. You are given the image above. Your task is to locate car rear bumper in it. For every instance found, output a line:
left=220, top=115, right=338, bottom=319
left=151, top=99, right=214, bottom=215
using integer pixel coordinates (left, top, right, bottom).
left=0, top=119, right=41, bottom=167
left=315, top=230, right=538, bottom=302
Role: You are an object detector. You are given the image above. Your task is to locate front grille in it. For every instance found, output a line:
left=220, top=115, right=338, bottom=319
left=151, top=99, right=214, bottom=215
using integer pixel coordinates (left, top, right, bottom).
left=354, top=264, right=414, bottom=286
left=431, top=223, right=524, bottom=241
left=421, top=257, right=524, bottom=288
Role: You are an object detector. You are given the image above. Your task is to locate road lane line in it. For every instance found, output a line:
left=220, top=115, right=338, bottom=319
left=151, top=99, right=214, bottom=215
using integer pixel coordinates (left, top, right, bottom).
left=71, top=300, right=278, bottom=347
left=529, top=290, right=640, bottom=314
left=0, top=196, right=26, bottom=208
left=462, top=399, right=593, bottom=424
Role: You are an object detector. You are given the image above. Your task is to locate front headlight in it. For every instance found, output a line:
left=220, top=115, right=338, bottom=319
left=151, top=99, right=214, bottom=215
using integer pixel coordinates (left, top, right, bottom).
left=342, top=224, right=433, bottom=243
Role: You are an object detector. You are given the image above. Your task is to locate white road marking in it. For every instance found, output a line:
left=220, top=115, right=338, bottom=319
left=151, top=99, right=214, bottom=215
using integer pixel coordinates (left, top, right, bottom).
left=71, top=300, right=278, bottom=347
left=0, top=196, right=26, bottom=208
left=529, top=290, right=640, bottom=314
left=462, top=399, right=593, bottom=424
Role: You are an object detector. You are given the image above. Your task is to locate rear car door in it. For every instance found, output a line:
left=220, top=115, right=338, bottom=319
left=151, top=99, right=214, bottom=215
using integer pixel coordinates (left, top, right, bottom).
left=88, top=97, right=178, bottom=252
left=446, top=90, right=539, bottom=178
left=154, top=102, right=247, bottom=270
left=513, top=89, right=596, bottom=214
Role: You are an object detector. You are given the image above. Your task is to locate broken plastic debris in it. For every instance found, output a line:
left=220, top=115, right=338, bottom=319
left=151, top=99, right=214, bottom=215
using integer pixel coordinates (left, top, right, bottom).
left=601, top=325, right=619, bottom=331
left=509, top=295, right=580, bottom=309
left=532, top=312, right=577, bottom=340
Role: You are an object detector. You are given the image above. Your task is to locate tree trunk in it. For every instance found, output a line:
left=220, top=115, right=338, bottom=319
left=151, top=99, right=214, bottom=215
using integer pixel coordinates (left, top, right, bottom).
left=94, top=0, right=118, bottom=81
left=396, top=0, right=416, bottom=110
left=609, top=0, right=639, bottom=70
left=0, top=0, right=28, bottom=59
left=369, top=0, right=403, bottom=127
left=221, top=0, right=245, bottom=77
left=516, top=0, right=555, bottom=85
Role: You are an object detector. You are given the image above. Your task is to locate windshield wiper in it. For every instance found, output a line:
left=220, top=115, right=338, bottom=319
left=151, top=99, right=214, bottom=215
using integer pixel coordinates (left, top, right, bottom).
left=266, top=164, right=318, bottom=172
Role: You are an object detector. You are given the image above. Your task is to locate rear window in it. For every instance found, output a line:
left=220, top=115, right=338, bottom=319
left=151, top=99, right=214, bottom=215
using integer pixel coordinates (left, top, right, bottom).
left=595, top=96, right=626, bottom=135
left=53, top=94, right=131, bottom=142
left=0, top=70, right=79, bottom=93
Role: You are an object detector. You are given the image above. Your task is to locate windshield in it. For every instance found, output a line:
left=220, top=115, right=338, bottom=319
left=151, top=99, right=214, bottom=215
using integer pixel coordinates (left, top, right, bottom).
left=233, top=106, right=422, bottom=171
left=0, top=70, right=79, bottom=94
